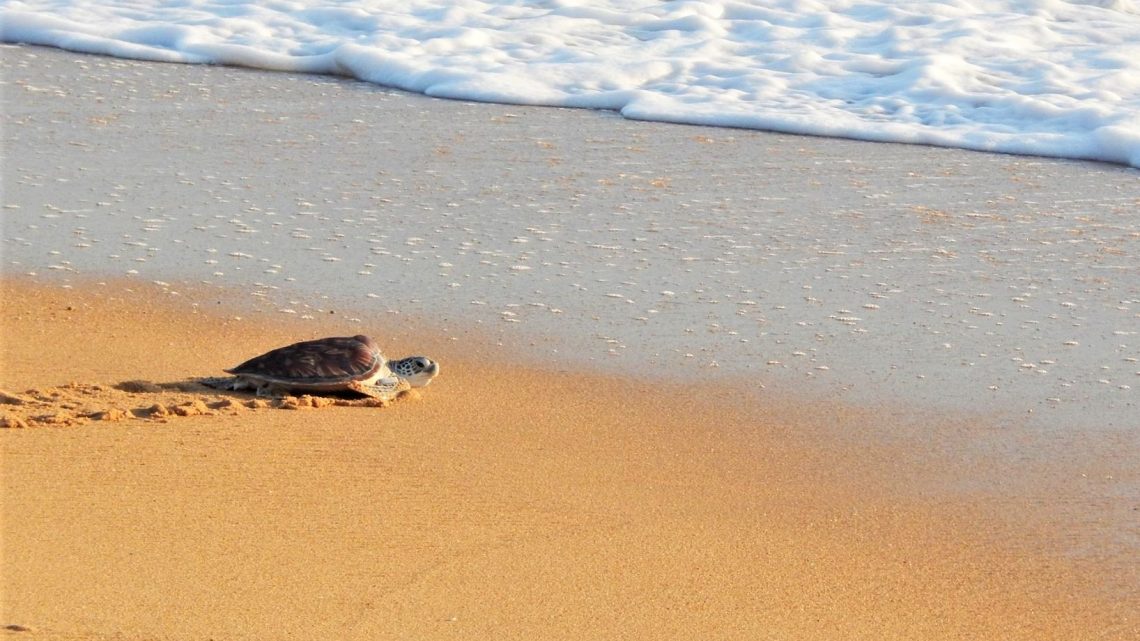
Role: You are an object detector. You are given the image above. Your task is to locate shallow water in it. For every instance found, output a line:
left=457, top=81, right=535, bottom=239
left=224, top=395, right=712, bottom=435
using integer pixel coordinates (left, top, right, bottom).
left=2, top=46, right=1138, bottom=435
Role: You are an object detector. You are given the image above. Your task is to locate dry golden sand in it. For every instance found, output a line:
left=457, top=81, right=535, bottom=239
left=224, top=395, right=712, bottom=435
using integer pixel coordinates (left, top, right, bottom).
left=1, top=278, right=1135, bottom=640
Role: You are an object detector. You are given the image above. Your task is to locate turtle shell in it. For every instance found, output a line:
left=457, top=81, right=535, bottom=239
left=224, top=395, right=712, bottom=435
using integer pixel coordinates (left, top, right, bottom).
left=225, top=335, right=387, bottom=390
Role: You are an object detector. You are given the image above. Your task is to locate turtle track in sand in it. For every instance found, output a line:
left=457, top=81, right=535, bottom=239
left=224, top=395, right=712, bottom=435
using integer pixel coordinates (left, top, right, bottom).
left=0, top=380, right=417, bottom=428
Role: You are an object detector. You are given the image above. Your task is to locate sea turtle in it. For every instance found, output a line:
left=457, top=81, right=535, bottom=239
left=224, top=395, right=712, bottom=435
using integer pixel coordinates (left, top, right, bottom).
left=202, top=335, right=439, bottom=401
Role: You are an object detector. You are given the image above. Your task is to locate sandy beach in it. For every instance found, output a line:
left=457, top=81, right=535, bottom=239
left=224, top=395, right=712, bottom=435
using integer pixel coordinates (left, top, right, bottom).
left=2, top=278, right=1136, bottom=640
left=2, top=44, right=1138, bottom=639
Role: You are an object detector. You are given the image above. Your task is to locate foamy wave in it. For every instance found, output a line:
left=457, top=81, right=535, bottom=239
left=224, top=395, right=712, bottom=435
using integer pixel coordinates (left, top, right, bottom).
left=3, top=0, right=1139, bottom=167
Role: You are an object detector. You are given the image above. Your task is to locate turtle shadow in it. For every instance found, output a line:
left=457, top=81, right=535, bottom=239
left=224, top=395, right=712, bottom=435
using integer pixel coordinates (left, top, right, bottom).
left=110, top=377, right=404, bottom=418
left=115, top=379, right=209, bottom=394
left=0, top=378, right=405, bottom=429
left=189, top=376, right=411, bottom=409
left=117, top=378, right=386, bottom=401
left=109, top=378, right=279, bottom=417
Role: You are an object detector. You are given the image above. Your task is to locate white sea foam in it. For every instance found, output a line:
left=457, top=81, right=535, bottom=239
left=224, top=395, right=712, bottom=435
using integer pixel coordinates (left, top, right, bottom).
left=3, top=0, right=1140, bottom=166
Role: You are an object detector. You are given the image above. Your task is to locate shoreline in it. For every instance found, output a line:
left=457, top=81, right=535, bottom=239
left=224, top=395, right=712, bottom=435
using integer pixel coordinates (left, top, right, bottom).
left=3, top=276, right=1137, bottom=639
left=5, top=45, right=1138, bottom=433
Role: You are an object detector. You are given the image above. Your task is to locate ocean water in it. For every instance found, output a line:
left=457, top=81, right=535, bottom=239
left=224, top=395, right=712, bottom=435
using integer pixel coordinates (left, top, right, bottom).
left=3, top=0, right=1140, bottom=167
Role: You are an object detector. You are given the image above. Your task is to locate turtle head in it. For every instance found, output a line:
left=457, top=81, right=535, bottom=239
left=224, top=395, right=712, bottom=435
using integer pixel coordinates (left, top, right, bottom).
left=390, top=356, right=440, bottom=387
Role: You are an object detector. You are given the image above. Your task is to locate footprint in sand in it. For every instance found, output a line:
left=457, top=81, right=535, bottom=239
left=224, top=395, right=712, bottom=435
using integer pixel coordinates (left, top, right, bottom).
left=0, top=379, right=415, bottom=428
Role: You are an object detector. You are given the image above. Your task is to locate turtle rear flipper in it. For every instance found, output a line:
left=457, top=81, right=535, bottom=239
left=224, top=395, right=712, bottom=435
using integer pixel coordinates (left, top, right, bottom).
left=199, top=376, right=242, bottom=391
left=198, top=375, right=287, bottom=397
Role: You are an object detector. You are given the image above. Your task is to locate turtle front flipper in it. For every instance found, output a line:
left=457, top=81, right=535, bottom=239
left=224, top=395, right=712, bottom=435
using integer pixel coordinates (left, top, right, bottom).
left=347, top=377, right=410, bottom=401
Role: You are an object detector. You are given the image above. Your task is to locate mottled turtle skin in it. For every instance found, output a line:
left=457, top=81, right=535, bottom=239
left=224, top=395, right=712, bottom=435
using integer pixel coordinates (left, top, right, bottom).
left=211, top=335, right=438, bottom=400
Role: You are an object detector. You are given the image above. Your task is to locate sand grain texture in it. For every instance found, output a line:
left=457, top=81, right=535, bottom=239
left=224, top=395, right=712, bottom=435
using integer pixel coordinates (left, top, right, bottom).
left=1, top=279, right=1136, bottom=640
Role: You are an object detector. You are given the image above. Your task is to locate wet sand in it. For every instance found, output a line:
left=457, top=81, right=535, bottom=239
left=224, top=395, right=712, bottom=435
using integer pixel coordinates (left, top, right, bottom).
left=2, top=279, right=1137, bottom=640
